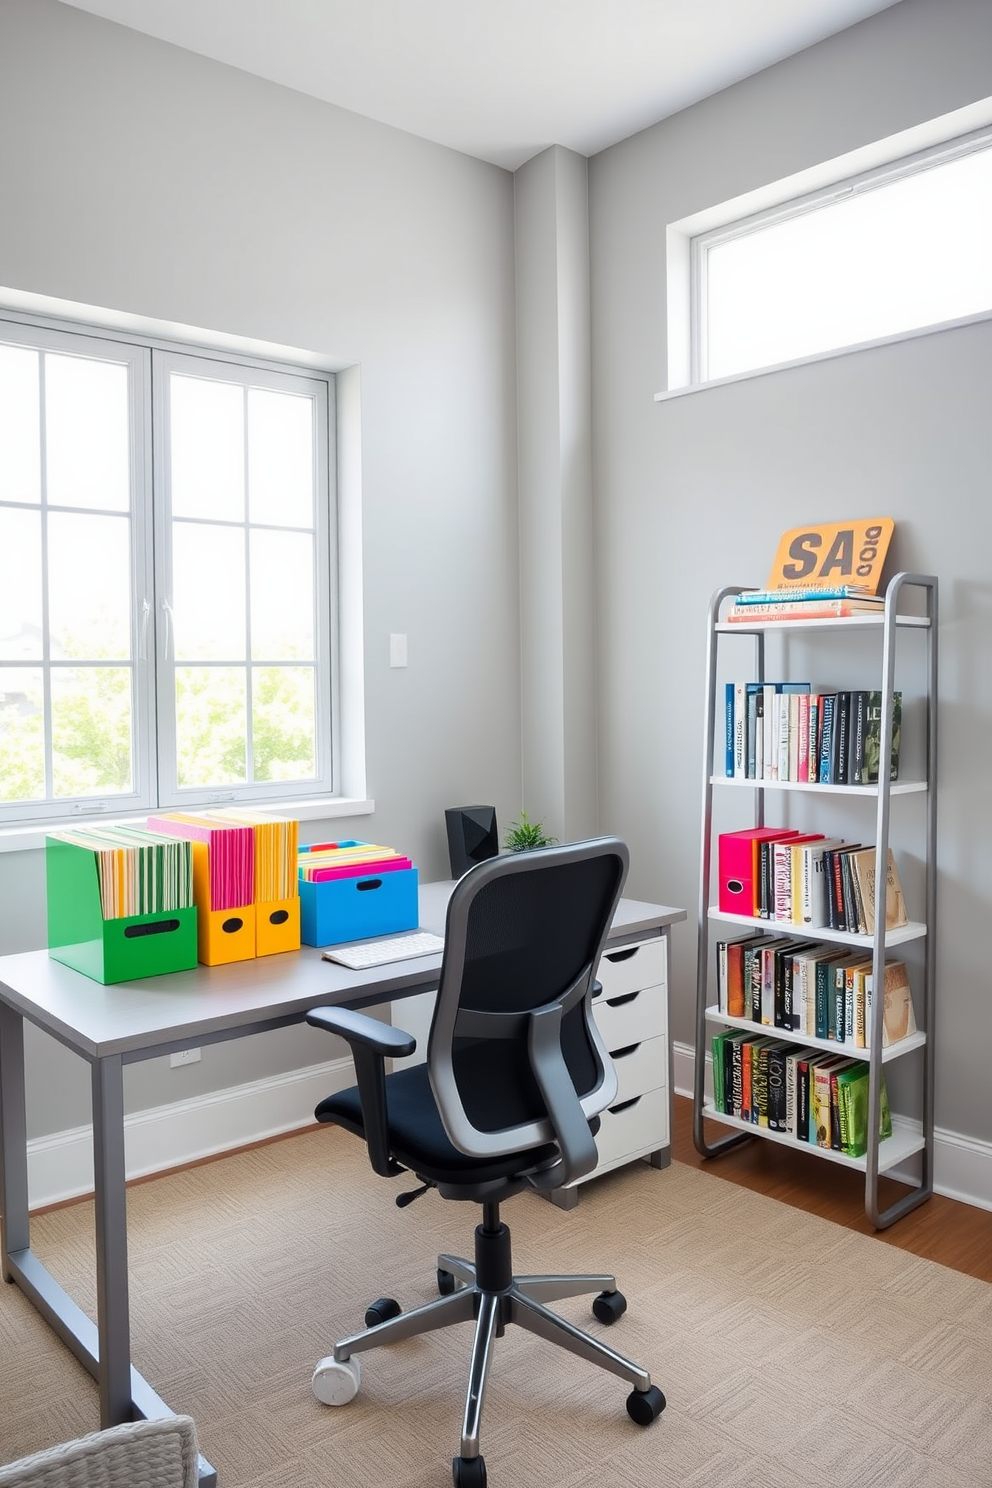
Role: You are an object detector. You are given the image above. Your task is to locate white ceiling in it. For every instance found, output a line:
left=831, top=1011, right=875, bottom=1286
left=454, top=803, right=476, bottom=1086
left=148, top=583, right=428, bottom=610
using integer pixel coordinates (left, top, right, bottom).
left=60, top=0, right=903, bottom=170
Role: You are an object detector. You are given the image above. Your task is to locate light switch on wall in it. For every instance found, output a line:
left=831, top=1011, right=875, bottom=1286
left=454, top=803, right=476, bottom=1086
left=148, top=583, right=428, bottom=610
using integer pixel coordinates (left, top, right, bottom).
left=389, top=633, right=408, bottom=667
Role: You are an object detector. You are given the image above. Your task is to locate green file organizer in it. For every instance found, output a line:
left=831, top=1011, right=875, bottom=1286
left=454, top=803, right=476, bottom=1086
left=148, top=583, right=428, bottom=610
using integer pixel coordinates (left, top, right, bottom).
left=46, top=837, right=198, bottom=985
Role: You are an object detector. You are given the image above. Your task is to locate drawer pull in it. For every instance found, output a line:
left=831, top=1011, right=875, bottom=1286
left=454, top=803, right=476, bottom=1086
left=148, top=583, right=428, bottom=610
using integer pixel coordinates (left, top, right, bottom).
left=611, top=1042, right=641, bottom=1060
left=608, top=1096, right=642, bottom=1115
left=604, top=946, right=639, bottom=964
left=605, top=990, right=639, bottom=1009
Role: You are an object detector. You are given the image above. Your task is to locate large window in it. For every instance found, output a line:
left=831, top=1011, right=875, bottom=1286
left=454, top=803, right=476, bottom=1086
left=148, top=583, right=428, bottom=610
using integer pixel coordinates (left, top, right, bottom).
left=689, top=127, right=992, bottom=385
left=0, top=317, right=335, bottom=827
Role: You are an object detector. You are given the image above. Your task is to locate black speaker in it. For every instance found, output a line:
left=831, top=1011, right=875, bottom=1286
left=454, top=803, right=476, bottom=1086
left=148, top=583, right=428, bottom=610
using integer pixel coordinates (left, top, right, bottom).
left=445, top=805, right=499, bottom=879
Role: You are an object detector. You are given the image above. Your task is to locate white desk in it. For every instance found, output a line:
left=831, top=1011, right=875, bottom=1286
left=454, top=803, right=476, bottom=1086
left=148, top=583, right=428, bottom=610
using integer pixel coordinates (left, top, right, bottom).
left=0, top=883, right=682, bottom=1484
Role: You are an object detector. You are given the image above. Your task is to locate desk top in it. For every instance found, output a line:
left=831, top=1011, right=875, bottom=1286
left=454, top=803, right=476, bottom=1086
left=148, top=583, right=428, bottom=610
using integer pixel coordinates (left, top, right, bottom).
left=0, top=882, right=684, bottom=1063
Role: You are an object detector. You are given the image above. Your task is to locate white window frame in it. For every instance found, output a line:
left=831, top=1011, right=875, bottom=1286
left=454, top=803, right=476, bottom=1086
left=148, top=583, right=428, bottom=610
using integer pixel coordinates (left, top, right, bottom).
left=0, top=311, right=340, bottom=829
left=152, top=347, right=336, bottom=809
left=661, top=104, right=992, bottom=397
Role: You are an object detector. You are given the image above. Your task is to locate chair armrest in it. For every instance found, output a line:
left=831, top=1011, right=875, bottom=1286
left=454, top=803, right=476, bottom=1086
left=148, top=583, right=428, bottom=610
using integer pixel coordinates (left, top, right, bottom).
left=306, top=1006, right=416, bottom=1177
left=306, top=1005, right=416, bottom=1058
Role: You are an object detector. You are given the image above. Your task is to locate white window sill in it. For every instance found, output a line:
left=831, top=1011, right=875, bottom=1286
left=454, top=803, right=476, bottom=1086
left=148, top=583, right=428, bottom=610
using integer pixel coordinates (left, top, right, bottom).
left=0, top=797, right=375, bottom=854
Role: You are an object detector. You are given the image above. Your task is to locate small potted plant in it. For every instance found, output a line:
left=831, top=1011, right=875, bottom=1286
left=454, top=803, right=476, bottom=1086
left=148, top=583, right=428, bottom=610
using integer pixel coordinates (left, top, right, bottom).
left=504, top=810, right=557, bottom=852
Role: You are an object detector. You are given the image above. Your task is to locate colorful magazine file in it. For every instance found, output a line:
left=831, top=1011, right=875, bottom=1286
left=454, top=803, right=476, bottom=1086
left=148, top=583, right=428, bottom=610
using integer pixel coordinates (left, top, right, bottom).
left=205, top=809, right=301, bottom=956
left=147, top=813, right=256, bottom=966
left=45, top=828, right=198, bottom=985
left=298, top=841, right=419, bottom=947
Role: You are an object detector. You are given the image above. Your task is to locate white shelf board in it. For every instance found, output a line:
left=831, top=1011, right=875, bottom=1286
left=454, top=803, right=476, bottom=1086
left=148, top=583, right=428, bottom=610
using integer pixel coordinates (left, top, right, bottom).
left=704, top=1006, right=926, bottom=1063
left=709, top=776, right=927, bottom=796
left=700, top=1104, right=925, bottom=1172
left=707, top=907, right=927, bottom=947
left=716, top=614, right=930, bottom=633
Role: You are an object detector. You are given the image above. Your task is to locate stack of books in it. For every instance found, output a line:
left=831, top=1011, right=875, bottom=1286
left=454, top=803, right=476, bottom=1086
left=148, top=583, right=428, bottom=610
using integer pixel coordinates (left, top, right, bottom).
left=725, top=584, right=886, bottom=622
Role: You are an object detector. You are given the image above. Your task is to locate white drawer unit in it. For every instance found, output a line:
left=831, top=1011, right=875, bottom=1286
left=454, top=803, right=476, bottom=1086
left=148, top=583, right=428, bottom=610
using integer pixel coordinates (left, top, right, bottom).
left=550, top=931, right=672, bottom=1210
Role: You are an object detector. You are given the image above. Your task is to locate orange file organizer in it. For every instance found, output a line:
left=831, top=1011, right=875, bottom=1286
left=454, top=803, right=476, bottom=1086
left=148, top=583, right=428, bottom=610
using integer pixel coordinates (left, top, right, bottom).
left=206, top=810, right=300, bottom=957
left=148, top=814, right=256, bottom=966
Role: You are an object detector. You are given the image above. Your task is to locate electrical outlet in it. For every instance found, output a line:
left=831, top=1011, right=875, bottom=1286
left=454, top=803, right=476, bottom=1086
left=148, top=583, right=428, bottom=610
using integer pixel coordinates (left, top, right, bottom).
left=169, top=1048, right=201, bottom=1068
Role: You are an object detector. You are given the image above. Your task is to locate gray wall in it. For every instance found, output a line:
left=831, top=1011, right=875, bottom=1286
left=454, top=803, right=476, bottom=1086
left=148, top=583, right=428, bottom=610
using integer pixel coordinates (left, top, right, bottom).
left=0, top=0, right=522, bottom=1133
left=2, top=0, right=991, bottom=1157
left=589, top=0, right=992, bottom=1143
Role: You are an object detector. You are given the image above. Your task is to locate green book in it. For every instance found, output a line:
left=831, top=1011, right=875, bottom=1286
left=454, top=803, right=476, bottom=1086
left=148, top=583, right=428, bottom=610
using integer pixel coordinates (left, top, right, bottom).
left=859, top=691, right=902, bottom=783
left=837, top=1064, right=893, bottom=1157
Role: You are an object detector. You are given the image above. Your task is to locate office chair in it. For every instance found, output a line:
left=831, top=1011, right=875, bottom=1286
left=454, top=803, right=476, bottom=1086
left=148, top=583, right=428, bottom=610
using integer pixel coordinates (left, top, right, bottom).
left=305, top=837, right=665, bottom=1488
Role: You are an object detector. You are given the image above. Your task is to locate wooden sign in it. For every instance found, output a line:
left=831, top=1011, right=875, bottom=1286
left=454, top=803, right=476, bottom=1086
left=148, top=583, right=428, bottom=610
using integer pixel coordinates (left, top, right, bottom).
left=765, top=518, right=894, bottom=594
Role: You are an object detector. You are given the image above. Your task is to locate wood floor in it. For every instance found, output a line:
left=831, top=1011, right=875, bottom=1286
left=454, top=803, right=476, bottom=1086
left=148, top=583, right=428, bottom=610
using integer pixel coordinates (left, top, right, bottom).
left=672, top=1093, right=992, bottom=1282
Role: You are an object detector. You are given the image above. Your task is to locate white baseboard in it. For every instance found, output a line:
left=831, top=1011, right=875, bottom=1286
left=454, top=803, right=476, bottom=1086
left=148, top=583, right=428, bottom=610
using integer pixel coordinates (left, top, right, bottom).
left=27, top=1044, right=992, bottom=1216
left=672, top=1040, right=992, bottom=1214
left=27, top=1056, right=354, bottom=1210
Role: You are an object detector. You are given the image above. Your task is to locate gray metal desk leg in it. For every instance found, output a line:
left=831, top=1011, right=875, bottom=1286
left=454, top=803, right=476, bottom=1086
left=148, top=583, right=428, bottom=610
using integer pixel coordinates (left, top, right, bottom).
left=91, top=1057, right=218, bottom=1486
left=0, top=1003, right=31, bottom=1272
left=91, top=1053, right=134, bottom=1428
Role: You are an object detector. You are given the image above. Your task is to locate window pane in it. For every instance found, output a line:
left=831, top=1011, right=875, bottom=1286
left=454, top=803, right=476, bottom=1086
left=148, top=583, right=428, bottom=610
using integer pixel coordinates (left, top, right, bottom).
left=0, top=667, right=44, bottom=802
left=705, top=142, right=992, bottom=380
left=0, top=344, right=41, bottom=504
left=252, top=666, right=316, bottom=781
left=170, top=375, right=244, bottom=521
left=248, top=387, right=314, bottom=527
left=45, top=354, right=130, bottom=511
left=250, top=529, right=314, bottom=660
left=0, top=508, right=43, bottom=659
left=172, top=522, right=246, bottom=661
left=48, top=512, right=132, bottom=660
left=175, top=666, right=247, bottom=787
left=51, top=666, right=133, bottom=797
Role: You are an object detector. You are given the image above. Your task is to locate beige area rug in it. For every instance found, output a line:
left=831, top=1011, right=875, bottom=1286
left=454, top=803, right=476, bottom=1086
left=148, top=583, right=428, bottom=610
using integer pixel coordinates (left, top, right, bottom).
left=2, top=1130, right=991, bottom=1488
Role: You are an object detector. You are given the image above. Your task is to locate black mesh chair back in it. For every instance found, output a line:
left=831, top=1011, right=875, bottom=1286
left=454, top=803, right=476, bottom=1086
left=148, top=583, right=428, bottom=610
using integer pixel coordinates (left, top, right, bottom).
left=427, top=837, right=628, bottom=1187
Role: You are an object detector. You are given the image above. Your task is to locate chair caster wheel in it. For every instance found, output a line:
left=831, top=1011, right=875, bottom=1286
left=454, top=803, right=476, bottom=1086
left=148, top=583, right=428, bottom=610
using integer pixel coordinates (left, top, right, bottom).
left=365, top=1295, right=401, bottom=1327
left=592, top=1289, right=627, bottom=1324
left=437, top=1268, right=457, bottom=1295
left=626, top=1384, right=666, bottom=1425
left=312, top=1354, right=361, bottom=1406
left=452, top=1453, right=487, bottom=1486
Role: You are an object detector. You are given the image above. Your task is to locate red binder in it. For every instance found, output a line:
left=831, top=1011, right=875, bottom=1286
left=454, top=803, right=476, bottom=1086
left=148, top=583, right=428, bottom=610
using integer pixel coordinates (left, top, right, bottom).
left=718, top=828, right=799, bottom=917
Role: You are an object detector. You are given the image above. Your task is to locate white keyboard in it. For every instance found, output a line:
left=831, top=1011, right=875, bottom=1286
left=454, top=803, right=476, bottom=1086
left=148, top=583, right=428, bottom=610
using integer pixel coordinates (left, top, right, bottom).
left=322, top=930, right=445, bottom=970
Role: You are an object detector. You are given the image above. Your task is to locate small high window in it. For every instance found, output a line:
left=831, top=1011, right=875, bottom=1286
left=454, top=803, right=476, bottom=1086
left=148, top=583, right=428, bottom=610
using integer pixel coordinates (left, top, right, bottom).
left=689, top=127, right=992, bottom=385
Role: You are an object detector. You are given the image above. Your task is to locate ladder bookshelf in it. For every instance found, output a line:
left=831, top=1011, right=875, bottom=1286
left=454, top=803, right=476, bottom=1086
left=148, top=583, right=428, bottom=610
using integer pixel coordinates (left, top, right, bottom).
left=693, top=572, right=937, bottom=1229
